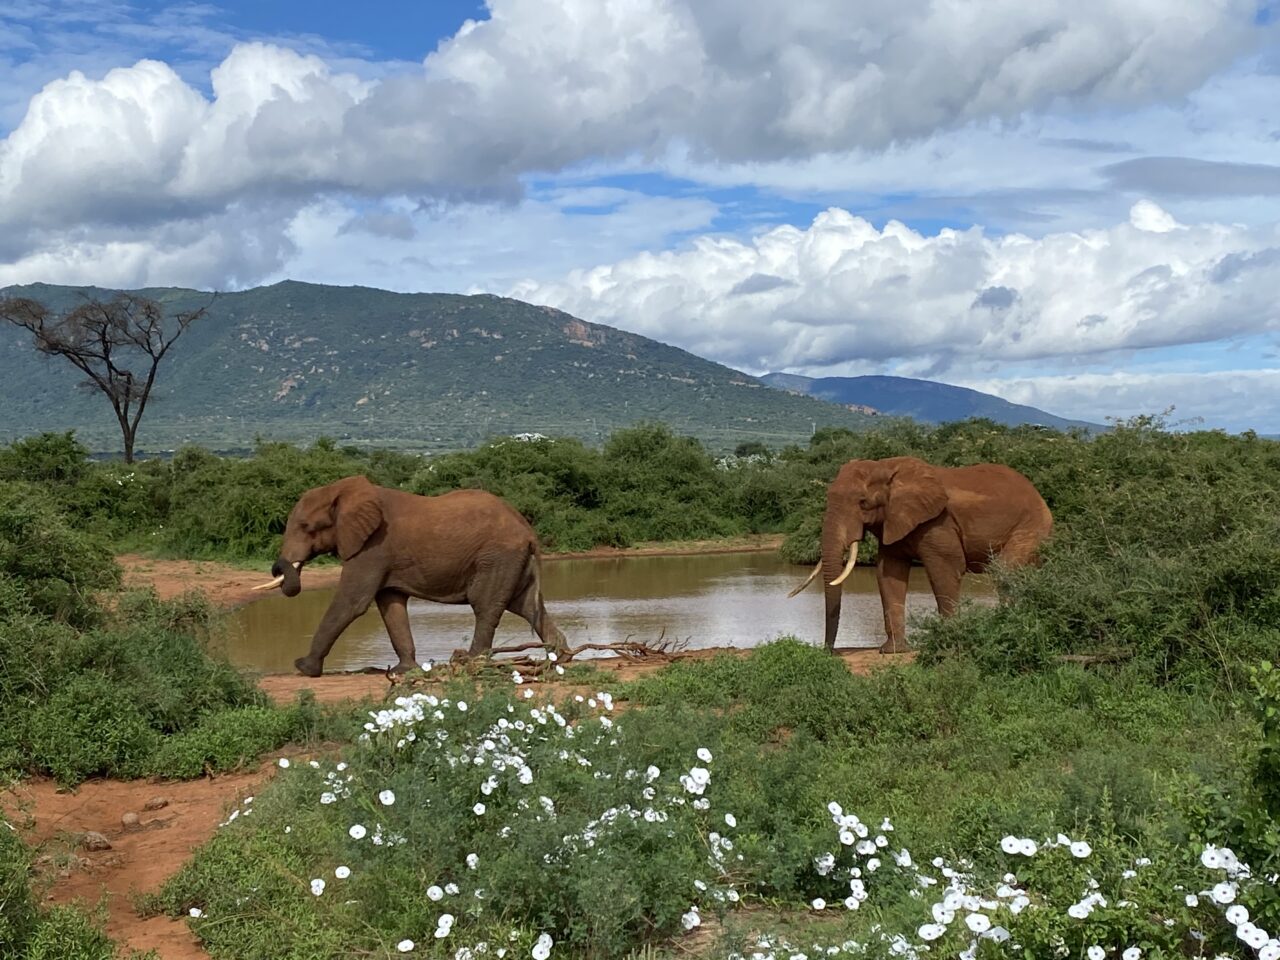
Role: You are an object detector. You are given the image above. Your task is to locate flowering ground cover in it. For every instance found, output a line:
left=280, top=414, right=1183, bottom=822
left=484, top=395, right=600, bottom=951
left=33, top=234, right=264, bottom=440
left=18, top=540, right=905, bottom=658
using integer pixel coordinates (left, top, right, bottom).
left=147, top=641, right=1278, bottom=959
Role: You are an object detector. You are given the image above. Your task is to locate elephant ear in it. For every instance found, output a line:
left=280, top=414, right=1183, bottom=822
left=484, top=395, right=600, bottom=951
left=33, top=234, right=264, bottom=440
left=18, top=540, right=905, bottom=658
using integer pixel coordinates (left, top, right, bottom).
left=882, top=458, right=948, bottom=545
left=335, top=476, right=384, bottom=561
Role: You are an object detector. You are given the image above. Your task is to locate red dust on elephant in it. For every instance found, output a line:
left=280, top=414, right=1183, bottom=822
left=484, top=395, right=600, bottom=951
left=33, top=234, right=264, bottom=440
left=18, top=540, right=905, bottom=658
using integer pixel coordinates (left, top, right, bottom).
left=255, top=476, right=567, bottom=676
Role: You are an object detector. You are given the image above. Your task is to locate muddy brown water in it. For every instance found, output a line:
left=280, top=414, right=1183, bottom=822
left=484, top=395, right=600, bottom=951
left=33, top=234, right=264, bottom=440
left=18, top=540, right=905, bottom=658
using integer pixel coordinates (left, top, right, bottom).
left=226, top=553, right=994, bottom=673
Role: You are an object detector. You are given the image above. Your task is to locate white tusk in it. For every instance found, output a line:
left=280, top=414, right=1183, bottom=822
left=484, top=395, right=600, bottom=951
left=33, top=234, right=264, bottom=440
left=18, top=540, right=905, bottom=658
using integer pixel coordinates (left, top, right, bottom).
left=251, top=575, right=285, bottom=591
left=786, top=561, right=822, bottom=599
left=828, top=548, right=859, bottom=587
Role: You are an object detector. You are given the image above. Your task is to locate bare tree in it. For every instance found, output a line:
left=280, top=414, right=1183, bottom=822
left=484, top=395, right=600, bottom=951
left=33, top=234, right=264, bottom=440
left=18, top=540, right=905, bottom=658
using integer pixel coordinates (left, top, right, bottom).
left=0, top=293, right=210, bottom=463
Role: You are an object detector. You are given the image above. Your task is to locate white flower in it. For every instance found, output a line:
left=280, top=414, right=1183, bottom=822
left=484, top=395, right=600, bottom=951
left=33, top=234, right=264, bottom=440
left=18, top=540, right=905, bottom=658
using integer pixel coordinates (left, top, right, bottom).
left=428, top=885, right=444, bottom=901
left=1240, top=924, right=1269, bottom=950
left=532, top=932, right=554, bottom=960
left=1018, top=838, right=1038, bottom=856
left=467, top=853, right=480, bottom=870
left=277, top=758, right=290, bottom=768
left=645, top=765, right=660, bottom=782
left=1068, top=903, right=1092, bottom=919
left=1260, top=942, right=1280, bottom=960
left=932, top=903, right=954, bottom=924
left=681, top=909, right=701, bottom=931
left=1088, top=947, right=1104, bottom=960
left=1211, top=882, right=1237, bottom=904
left=1226, top=905, right=1250, bottom=926
left=188, top=907, right=203, bottom=918
left=320, top=792, right=336, bottom=805
left=1201, top=846, right=1224, bottom=870
left=844, top=896, right=859, bottom=910
left=1000, top=835, right=1020, bottom=854
left=966, top=914, right=991, bottom=933
left=445, top=883, right=460, bottom=895
left=1185, top=894, right=1199, bottom=908
left=335, top=865, right=351, bottom=879
left=457, top=701, right=468, bottom=711
left=917, top=924, right=945, bottom=942
left=512, top=671, right=524, bottom=684
left=812, top=898, right=826, bottom=910
left=1123, top=949, right=1141, bottom=960
left=697, top=747, right=713, bottom=763
left=349, top=824, right=367, bottom=840
left=379, top=790, right=396, bottom=806
left=310, top=878, right=326, bottom=896
left=398, top=940, right=415, bottom=953
left=828, top=801, right=843, bottom=818
left=1070, top=841, right=1093, bottom=859
left=473, top=803, right=487, bottom=816
left=839, top=830, right=855, bottom=846
left=725, top=813, right=737, bottom=828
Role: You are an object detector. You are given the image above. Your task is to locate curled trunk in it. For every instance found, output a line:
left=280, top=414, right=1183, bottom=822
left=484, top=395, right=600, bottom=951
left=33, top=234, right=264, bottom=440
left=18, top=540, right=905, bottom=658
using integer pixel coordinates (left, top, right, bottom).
left=273, top=557, right=303, bottom=597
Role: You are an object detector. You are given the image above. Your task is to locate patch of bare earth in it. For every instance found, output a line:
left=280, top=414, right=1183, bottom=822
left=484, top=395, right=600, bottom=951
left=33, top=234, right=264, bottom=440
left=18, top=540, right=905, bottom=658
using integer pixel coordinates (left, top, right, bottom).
left=4, top=763, right=278, bottom=960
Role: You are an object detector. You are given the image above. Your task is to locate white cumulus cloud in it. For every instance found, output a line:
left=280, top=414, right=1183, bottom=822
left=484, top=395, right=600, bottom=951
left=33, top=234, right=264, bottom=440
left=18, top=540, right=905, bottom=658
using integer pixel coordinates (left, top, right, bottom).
left=510, top=202, right=1280, bottom=374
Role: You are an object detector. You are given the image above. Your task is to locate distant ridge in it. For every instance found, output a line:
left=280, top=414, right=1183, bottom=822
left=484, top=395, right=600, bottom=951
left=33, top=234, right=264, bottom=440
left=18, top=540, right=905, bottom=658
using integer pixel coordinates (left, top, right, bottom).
left=0, top=280, right=878, bottom=453
left=761, top=373, right=1100, bottom=431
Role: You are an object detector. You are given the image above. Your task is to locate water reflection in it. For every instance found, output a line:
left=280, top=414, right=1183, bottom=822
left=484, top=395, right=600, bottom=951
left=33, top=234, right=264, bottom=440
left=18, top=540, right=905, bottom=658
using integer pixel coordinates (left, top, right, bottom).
left=227, top=552, right=993, bottom=673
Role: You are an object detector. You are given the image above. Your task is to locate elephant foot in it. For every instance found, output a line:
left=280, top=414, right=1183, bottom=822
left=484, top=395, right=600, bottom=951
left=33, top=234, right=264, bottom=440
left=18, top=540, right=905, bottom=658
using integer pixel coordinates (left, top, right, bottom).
left=879, top=637, right=909, bottom=655
left=389, top=660, right=417, bottom=675
left=294, top=656, right=323, bottom=677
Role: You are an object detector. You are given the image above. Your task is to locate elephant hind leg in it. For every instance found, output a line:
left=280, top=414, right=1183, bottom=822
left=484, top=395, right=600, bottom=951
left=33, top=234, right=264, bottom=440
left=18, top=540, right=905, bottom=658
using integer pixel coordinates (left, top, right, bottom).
left=508, top=581, right=568, bottom=654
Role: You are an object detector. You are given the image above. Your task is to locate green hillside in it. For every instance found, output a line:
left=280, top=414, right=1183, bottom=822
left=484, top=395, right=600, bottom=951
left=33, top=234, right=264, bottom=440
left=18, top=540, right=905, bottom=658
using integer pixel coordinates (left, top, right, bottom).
left=0, top=281, right=873, bottom=453
left=761, top=373, right=1100, bottom=431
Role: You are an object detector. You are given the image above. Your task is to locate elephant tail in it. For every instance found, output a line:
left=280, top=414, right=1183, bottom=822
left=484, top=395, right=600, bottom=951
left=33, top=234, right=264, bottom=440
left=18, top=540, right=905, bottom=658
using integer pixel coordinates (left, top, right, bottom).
left=525, top=544, right=547, bottom=635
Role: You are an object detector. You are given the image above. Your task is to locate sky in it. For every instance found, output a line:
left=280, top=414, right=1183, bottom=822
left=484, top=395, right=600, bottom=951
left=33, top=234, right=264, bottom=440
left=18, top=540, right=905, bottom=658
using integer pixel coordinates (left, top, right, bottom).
left=1, top=1, right=1278, bottom=432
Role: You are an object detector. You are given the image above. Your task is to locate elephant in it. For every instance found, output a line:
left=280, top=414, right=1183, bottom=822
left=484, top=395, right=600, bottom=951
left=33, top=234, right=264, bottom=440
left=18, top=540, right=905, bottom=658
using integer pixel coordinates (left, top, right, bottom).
left=254, top=475, right=568, bottom=677
left=789, top=456, right=1052, bottom=653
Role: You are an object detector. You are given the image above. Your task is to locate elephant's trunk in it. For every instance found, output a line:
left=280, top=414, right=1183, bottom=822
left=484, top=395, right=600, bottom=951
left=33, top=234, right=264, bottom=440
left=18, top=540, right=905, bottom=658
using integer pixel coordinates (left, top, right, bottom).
left=271, top=557, right=303, bottom=598
left=821, top=507, right=862, bottom=651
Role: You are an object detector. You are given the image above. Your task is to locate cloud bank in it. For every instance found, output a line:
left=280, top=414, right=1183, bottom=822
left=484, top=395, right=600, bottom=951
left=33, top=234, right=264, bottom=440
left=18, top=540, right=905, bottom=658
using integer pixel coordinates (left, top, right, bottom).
left=0, top=0, right=1262, bottom=284
left=511, top=202, right=1280, bottom=375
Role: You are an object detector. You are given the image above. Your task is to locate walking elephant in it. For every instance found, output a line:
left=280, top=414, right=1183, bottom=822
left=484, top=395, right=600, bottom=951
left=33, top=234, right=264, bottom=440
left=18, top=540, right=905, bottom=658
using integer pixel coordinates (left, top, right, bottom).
left=789, top=457, right=1052, bottom=653
left=254, top=476, right=568, bottom=677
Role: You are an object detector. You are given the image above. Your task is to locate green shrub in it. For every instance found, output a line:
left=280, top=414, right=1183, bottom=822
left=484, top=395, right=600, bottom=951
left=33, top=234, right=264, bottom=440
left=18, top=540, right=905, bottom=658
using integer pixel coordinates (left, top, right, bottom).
left=0, top=817, right=39, bottom=957
left=0, top=481, right=118, bottom=626
left=27, top=674, right=160, bottom=783
left=149, top=706, right=303, bottom=779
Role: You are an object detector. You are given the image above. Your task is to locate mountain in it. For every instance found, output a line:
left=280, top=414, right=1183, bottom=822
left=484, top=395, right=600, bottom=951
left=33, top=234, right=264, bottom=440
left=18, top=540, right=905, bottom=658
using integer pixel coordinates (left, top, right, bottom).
left=0, top=281, right=877, bottom=453
left=760, top=373, right=1100, bottom=431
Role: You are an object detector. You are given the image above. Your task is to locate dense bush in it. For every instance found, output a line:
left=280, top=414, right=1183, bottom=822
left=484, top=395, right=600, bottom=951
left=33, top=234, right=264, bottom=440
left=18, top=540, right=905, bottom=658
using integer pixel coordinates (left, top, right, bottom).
left=0, top=483, right=331, bottom=785
left=0, top=481, right=118, bottom=626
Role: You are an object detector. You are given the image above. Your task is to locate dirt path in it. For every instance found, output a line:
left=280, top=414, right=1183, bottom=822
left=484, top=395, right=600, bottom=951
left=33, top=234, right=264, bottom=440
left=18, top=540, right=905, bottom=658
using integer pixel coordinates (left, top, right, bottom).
left=118, top=534, right=785, bottom=612
left=4, top=763, right=278, bottom=960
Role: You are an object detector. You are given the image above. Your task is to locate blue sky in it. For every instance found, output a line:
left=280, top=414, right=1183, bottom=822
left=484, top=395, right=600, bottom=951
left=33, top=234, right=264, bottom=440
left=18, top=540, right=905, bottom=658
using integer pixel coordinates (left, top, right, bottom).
left=0, top=0, right=1278, bottom=430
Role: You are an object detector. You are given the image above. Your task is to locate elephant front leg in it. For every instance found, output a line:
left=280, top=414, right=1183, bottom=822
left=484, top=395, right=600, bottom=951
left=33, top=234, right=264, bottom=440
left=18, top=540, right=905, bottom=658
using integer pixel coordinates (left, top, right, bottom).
left=295, top=580, right=377, bottom=677
left=876, top=551, right=911, bottom=654
left=376, top=589, right=418, bottom=674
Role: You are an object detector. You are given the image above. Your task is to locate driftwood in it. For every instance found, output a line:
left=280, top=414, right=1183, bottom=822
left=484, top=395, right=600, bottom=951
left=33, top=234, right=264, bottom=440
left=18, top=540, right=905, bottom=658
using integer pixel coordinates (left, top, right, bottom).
left=386, top=631, right=692, bottom=686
